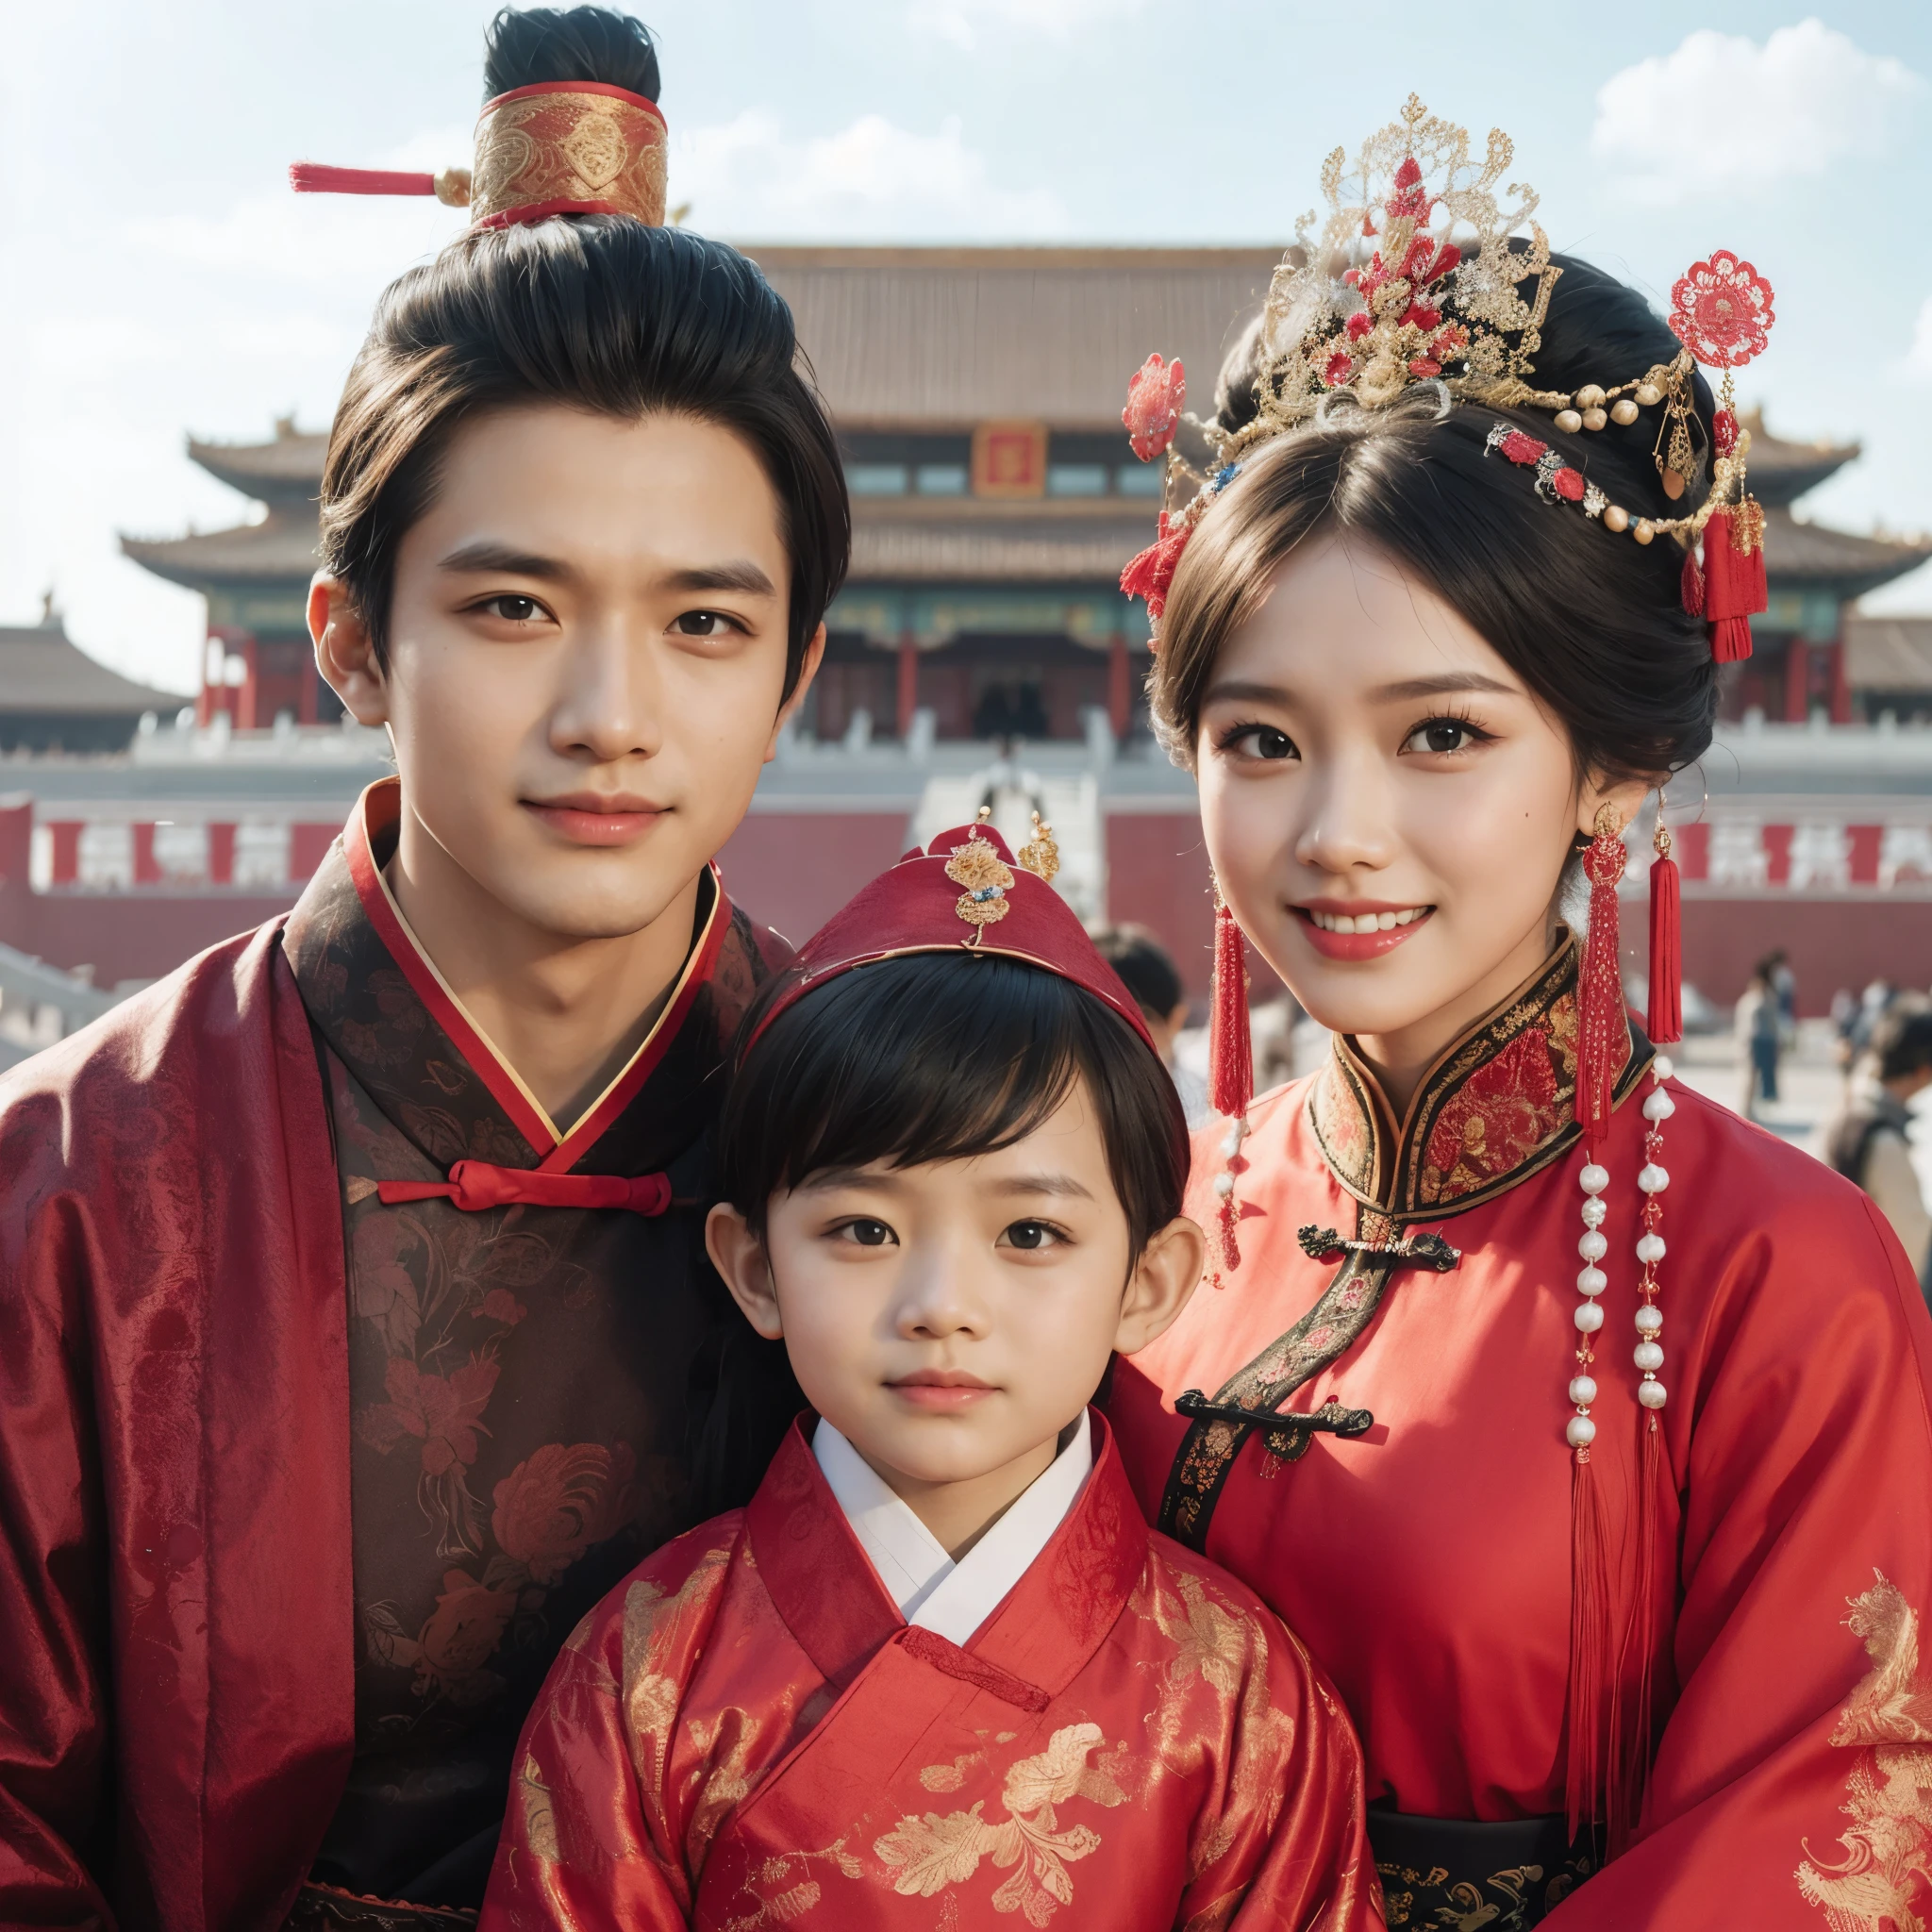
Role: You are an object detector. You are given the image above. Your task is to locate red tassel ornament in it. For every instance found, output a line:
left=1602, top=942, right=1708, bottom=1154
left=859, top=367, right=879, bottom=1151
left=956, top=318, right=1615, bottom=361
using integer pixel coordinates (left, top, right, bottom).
left=1678, top=550, right=1704, bottom=618
left=1208, top=899, right=1253, bottom=1122
left=1574, top=807, right=1628, bottom=1155
left=290, top=163, right=438, bottom=196
left=1565, top=1450, right=1613, bottom=1841
left=1207, top=895, right=1254, bottom=1274
left=1646, top=816, right=1682, bottom=1047
left=1700, top=504, right=1766, bottom=664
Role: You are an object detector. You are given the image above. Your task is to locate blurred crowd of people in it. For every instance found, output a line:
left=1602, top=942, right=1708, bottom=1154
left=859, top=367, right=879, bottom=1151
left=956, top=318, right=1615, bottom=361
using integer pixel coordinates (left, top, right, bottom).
left=1824, top=978, right=1932, bottom=1290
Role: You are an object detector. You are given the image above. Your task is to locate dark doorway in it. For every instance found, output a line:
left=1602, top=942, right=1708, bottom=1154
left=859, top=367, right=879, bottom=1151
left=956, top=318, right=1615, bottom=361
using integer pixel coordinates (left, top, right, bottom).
left=972, top=679, right=1050, bottom=741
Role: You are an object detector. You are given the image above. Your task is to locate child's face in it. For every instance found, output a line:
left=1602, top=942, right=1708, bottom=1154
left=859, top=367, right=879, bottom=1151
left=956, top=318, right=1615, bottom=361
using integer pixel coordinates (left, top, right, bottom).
left=708, top=1079, right=1203, bottom=1500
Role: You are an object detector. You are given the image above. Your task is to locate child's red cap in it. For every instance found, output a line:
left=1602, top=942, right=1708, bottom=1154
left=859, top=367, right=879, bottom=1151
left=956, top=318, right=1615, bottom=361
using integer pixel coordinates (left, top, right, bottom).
left=744, top=817, right=1159, bottom=1058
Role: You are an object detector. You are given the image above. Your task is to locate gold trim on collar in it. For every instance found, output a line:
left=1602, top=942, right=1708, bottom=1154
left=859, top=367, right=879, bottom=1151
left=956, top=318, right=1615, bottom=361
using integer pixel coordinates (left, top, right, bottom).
left=1308, top=935, right=1650, bottom=1223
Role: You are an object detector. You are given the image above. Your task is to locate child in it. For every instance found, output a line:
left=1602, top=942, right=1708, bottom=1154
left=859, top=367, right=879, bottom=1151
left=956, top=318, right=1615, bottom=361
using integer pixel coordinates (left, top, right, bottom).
left=480, top=821, right=1376, bottom=1930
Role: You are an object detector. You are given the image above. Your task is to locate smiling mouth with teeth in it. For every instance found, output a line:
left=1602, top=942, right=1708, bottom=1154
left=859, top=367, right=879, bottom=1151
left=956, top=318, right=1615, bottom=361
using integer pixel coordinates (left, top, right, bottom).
left=1307, top=907, right=1431, bottom=934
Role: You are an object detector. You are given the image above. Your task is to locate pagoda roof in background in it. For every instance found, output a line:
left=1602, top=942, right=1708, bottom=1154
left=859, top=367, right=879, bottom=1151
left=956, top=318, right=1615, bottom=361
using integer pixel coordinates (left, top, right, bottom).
left=1737, top=409, right=1858, bottom=508
left=121, top=513, right=320, bottom=589
left=747, top=245, right=1282, bottom=428
left=187, top=417, right=329, bottom=501
left=1845, top=616, right=1932, bottom=693
left=0, top=614, right=188, bottom=715
left=1762, top=505, right=1931, bottom=597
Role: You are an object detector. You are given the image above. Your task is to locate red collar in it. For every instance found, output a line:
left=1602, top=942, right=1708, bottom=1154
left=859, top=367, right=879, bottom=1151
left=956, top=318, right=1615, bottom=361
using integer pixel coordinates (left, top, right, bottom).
left=1309, top=934, right=1648, bottom=1221
left=343, top=776, right=727, bottom=1177
left=747, top=1410, right=1150, bottom=1704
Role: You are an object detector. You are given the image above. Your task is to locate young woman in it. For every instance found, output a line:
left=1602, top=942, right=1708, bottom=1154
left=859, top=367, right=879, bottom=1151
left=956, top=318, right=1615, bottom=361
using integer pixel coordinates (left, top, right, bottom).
left=1107, top=99, right=1932, bottom=1928
left=482, top=820, right=1375, bottom=1930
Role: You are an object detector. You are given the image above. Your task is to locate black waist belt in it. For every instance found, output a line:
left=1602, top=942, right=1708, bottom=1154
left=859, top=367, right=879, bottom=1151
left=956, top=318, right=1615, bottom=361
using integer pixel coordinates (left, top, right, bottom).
left=285, top=1884, right=478, bottom=1930
left=1368, top=1810, right=1595, bottom=1929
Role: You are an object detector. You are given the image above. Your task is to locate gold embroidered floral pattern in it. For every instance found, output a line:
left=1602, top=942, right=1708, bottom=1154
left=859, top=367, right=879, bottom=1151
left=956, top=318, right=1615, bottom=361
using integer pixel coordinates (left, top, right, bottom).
left=719, top=1843, right=865, bottom=1931
left=470, top=88, right=669, bottom=226
left=1797, top=1571, right=1932, bottom=1930
left=874, top=1723, right=1130, bottom=1925
left=1420, top=1025, right=1561, bottom=1201
left=1309, top=941, right=1613, bottom=1223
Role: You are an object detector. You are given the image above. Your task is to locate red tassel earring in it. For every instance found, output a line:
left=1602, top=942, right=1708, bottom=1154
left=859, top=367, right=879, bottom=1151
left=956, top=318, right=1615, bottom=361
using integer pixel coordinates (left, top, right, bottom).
left=1562, top=803, right=1627, bottom=1843
left=1207, top=888, right=1254, bottom=1277
left=1574, top=805, right=1628, bottom=1152
left=1646, top=805, right=1681, bottom=1048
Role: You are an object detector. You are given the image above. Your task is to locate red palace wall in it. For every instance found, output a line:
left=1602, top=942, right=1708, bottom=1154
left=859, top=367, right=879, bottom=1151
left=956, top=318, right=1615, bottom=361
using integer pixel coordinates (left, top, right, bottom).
left=7, top=796, right=1928, bottom=1017
left=716, top=811, right=914, bottom=952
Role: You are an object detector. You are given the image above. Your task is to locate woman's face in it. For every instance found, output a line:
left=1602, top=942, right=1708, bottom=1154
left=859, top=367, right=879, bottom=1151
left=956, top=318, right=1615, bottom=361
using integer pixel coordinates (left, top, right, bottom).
left=1194, top=531, right=1640, bottom=1092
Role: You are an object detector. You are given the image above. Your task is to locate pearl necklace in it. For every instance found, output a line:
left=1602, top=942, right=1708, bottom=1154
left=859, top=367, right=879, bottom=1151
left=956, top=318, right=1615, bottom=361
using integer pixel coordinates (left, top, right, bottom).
left=1567, top=1052, right=1672, bottom=1457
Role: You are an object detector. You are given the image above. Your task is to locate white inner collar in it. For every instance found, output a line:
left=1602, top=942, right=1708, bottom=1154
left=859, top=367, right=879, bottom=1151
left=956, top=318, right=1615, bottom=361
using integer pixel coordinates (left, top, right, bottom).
left=812, top=1411, right=1093, bottom=1648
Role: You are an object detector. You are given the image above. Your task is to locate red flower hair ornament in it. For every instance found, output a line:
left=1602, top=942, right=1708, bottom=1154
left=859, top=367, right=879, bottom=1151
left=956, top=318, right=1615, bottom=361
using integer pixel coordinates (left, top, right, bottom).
left=1668, top=252, right=1774, bottom=369
left=1123, top=353, right=1186, bottom=462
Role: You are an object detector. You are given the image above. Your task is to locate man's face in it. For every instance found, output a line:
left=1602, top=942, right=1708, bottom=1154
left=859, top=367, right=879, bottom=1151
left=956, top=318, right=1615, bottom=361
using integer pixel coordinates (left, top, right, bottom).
left=316, top=406, right=815, bottom=941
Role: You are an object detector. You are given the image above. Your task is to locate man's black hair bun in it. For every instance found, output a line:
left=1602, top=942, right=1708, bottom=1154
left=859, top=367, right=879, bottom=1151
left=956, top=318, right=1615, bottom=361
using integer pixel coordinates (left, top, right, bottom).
left=482, top=6, right=660, bottom=103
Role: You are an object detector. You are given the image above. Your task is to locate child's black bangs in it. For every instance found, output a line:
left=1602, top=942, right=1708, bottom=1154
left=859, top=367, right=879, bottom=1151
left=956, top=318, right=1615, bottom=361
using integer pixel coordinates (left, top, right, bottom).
left=717, top=952, right=1189, bottom=1250
left=734, top=956, right=1089, bottom=1199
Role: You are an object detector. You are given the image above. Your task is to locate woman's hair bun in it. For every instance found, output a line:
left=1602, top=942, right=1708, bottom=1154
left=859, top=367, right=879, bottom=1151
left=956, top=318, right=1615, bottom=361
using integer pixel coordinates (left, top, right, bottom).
left=482, top=5, right=661, bottom=103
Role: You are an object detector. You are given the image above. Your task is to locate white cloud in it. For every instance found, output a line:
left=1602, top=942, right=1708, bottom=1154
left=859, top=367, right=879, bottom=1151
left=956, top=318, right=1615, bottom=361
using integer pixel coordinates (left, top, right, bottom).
left=130, top=127, right=471, bottom=286
left=672, top=110, right=1063, bottom=239
left=1592, top=19, right=1923, bottom=200
left=907, top=0, right=1146, bottom=50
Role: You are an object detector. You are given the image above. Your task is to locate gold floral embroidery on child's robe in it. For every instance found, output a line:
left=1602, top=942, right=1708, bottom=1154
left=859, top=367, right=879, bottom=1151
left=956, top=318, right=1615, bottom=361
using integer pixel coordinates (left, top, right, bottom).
left=1796, top=1571, right=1932, bottom=1929
left=873, top=1723, right=1130, bottom=1926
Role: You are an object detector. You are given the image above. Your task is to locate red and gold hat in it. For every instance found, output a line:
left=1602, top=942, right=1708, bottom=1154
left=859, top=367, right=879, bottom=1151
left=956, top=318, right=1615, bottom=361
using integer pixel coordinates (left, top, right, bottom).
left=746, top=811, right=1158, bottom=1058
left=289, top=79, right=668, bottom=229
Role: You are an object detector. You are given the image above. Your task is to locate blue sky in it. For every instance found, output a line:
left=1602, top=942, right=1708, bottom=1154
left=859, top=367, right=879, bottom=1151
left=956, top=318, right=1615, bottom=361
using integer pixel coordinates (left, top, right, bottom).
left=3, top=1, right=1928, bottom=692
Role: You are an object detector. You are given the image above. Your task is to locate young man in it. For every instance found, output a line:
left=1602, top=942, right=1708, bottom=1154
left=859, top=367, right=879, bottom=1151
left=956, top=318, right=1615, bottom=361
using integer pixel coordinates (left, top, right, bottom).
left=0, top=12, right=848, bottom=1927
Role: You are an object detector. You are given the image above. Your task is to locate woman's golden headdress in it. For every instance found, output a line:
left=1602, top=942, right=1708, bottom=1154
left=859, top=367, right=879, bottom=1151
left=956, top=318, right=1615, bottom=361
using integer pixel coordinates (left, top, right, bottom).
left=1120, top=94, right=1774, bottom=664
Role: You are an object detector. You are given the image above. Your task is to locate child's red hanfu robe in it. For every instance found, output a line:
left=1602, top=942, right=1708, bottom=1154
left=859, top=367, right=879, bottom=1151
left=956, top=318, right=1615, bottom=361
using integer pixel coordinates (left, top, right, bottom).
left=480, top=1412, right=1377, bottom=1930
left=1108, top=941, right=1932, bottom=1927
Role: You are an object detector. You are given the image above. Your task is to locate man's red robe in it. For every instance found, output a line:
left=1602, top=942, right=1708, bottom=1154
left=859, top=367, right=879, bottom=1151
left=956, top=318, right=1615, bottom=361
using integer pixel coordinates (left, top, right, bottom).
left=0, top=918, right=355, bottom=1931
left=0, top=791, right=780, bottom=1931
left=478, top=1415, right=1378, bottom=1930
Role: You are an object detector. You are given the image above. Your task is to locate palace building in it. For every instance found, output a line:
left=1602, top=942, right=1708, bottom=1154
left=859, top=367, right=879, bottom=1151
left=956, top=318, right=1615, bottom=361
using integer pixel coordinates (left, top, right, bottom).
left=2, top=245, right=1928, bottom=1031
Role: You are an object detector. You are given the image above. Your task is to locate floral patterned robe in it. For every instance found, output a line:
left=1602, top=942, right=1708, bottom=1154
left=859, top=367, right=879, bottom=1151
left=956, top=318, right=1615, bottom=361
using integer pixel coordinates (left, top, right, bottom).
left=478, top=1415, right=1377, bottom=1931
left=1108, top=941, right=1932, bottom=1928
left=284, top=781, right=791, bottom=1909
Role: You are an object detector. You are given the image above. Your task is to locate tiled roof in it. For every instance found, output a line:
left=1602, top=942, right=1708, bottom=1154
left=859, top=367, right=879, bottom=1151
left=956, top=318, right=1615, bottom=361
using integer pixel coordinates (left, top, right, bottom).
left=1764, top=506, right=1931, bottom=594
left=1846, top=616, right=1932, bottom=691
left=851, top=510, right=1154, bottom=582
left=121, top=513, right=320, bottom=588
left=0, top=625, right=188, bottom=714
left=750, top=245, right=1284, bottom=427
left=187, top=425, right=328, bottom=499
left=1737, top=410, right=1857, bottom=508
